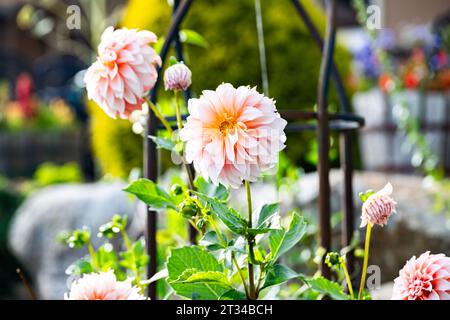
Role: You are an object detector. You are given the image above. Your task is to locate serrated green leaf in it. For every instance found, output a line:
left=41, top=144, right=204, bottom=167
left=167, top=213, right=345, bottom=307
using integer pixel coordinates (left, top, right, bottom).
left=254, top=203, right=279, bottom=229
left=246, top=227, right=273, bottom=237
left=179, top=29, right=209, bottom=48
left=148, top=135, right=176, bottom=151
left=197, top=193, right=246, bottom=235
left=194, top=176, right=229, bottom=201
left=262, top=264, right=302, bottom=290
left=124, top=178, right=177, bottom=210
left=269, top=213, right=307, bottom=262
left=306, top=276, right=351, bottom=300
left=199, top=231, right=225, bottom=251
left=167, top=246, right=230, bottom=299
left=219, top=289, right=246, bottom=300
left=178, top=271, right=230, bottom=286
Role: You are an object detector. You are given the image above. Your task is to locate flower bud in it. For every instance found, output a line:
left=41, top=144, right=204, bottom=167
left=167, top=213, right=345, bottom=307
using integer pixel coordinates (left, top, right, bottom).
left=170, top=184, right=184, bottom=196
left=179, top=201, right=198, bottom=218
left=164, top=62, right=192, bottom=91
left=360, top=182, right=396, bottom=227
left=325, top=252, right=342, bottom=268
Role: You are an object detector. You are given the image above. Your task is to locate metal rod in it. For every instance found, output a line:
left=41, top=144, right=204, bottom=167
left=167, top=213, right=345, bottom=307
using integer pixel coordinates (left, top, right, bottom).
left=340, top=133, right=355, bottom=278
left=292, top=0, right=358, bottom=277
left=317, top=0, right=336, bottom=280
left=172, top=0, right=197, bottom=245
left=150, top=0, right=193, bottom=102
left=291, top=0, right=350, bottom=113
left=145, top=0, right=194, bottom=300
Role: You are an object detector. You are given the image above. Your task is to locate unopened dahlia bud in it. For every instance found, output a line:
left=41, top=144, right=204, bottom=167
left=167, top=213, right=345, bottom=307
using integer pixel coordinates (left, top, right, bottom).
left=360, top=182, right=396, bottom=228
left=164, top=62, right=192, bottom=91
left=325, top=252, right=342, bottom=268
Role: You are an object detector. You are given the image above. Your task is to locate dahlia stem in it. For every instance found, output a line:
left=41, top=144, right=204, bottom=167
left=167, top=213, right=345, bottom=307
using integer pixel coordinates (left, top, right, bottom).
left=171, top=91, right=195, bottom=191
left=245, top=180, right=257, bottom=300
left=144, top=97, right=173, bottom=135
left=358, top=223, right=372, bottom=299
left=341, top=259, right=354, bottom=299
left=174, top=90, right=184, bottom=132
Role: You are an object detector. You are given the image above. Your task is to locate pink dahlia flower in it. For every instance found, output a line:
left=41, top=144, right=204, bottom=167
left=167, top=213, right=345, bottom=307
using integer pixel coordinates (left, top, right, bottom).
left=179, top=83, right=287, bottom=188
left=65, top=270, right=145, bottom=300
left=392, top=251, right=450, bottom=300
left=84, top=26, right=161, bottom=119
left=164, top=62, right=192, bottom=91
left=360, top=182, right=396, bottom=227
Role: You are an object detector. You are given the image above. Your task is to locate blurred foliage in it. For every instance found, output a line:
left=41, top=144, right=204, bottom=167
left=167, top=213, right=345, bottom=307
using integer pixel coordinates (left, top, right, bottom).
left=0, top=177, right=25, bottom=298
left=89, top=0, right=352, bottom=178
left=33, top=162, right=83, bottom=187
left=88, top=100, right=142, bottom=178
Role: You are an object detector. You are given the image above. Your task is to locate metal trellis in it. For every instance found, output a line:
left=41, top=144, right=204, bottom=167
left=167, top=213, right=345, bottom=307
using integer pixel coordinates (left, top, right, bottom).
left=145, top=0, right=364, bottom=299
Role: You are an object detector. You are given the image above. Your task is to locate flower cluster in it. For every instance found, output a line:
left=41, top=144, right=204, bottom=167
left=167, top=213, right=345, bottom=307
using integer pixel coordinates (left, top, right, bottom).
left=349, top=25, right=450, bottom=92
left=78, top=25, right=450, bottom=302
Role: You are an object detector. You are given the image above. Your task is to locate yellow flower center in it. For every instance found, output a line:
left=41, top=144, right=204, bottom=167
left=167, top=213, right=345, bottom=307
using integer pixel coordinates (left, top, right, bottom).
left=219, top=117, right=237, bottom=135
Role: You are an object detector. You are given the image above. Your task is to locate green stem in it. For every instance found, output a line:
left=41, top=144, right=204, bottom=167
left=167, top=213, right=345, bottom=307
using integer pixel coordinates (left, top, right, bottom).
left=341, top=260, right=354, bottom=299
left=358, top=223, right=372, bottom=299
left=174, top=90, right=183, bottom=132
left=172, top=91, right=195, bottom=191
left=144, top=97, right=173, bottom=135
left=87, top=242, right=99, bottom=271
left=232, top=253, right=250, bottom=298
left=121, top=229, right=144, bottom=294
left=208, top=215, right=249, bottom=296
left=245, top=180, right=257, bottom=300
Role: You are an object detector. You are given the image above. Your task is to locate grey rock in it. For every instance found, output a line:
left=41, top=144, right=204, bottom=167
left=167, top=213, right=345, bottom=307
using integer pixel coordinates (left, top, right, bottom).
left=8, top=182, right=136, bottom=300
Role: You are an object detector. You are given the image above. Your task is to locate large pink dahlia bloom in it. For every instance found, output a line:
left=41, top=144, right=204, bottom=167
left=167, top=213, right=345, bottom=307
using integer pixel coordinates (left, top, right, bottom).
left=179, top=83, right=287, bottom=188
left=392, top=251, right=450, bottom=300
left=360, top=182, right=396, bottom=227
left=84, top=27, right=161, bottom=119
left=65, top=270, right=145, bottom=300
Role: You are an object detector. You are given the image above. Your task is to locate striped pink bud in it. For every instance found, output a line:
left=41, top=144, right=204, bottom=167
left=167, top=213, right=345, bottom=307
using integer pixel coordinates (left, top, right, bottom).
left=360, top=182, right=396, bottom=227
left=164, top=62, right=192, bottom=91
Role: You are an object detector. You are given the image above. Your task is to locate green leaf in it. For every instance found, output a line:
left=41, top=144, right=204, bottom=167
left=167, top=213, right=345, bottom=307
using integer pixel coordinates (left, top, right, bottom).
left=124, top=178, right=177, bottom=210
left=65, top=257, right=94, bottom=276
left=199, top=231, right=225, bottom=251
left=177, top=271, right=230, bottom=286
left=306, top=277, right=351, bottom=300
left=197, top=193, right=246, bottom=235
left=254, top=203, right=280, bottom=229
left=359, top=190, right=375, bottom=203
left=167, top=246, right=230, bottom=299
left=246, top=228, right=273, bottom=237
left=179, top=29, right=209, bottom=48
left=194, top=176, right=229, bottom=201
left=262, top=264, right=302, bottom=290
left=148, top=135, right=176, bottom=151
left=269, top=212, right=307, bottom=262
left=219, top=289, right=246, bottom=300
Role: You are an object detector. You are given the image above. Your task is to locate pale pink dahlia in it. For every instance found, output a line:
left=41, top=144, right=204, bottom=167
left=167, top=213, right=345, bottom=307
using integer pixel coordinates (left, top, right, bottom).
left=392, top=251, right=450, bottom=300
left=64, top=270, right=145, bottom=300
left=179, top=83, right=287, bottom=188
left=360, top=182, right=396, bottom=227
left=84, top=26, right=161, bottom=119
left=164, top=62, right=192, bottom=91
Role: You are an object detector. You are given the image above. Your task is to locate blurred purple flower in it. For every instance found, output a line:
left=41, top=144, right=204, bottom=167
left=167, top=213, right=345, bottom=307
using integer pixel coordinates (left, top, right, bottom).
left=377, top=29, right=396, bottom=51
left=353, top=43, right=380, bottom=79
